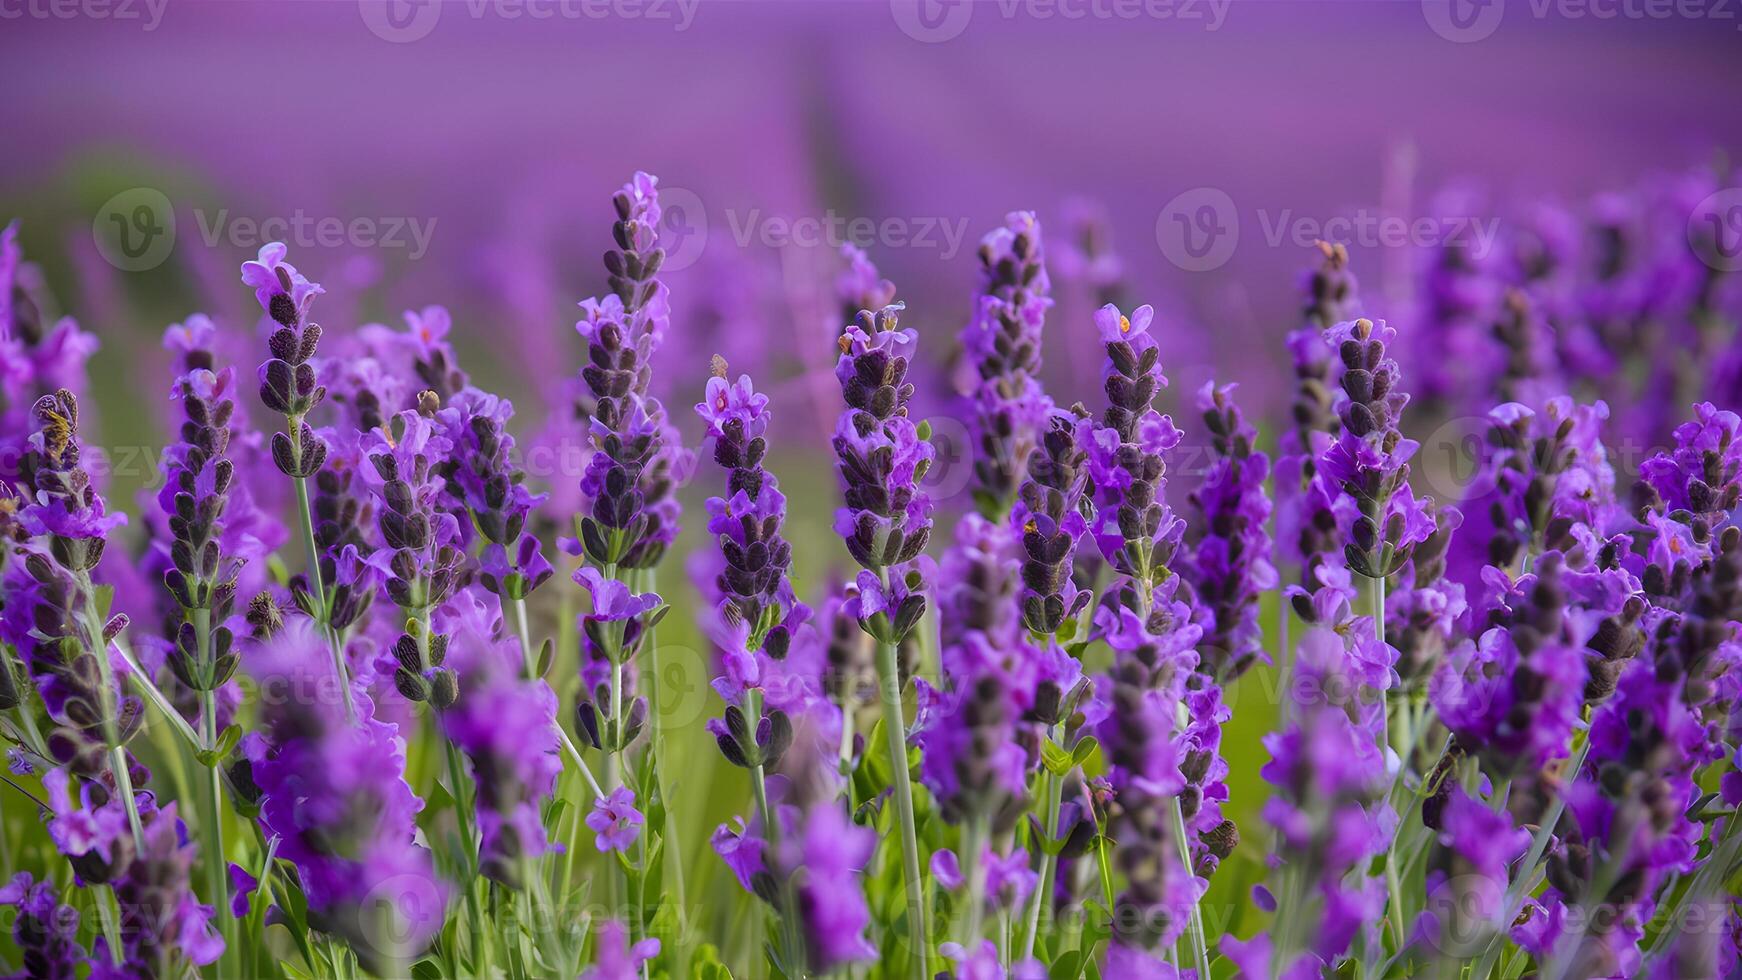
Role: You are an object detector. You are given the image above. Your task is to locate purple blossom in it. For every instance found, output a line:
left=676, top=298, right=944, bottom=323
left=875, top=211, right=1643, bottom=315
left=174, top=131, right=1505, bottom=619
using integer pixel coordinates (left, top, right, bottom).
left=1184, top=381, right=1277, bottom=682
left=581, top=920, right=660, bottom=980
left=440, top=596, right=562, bottom=885
left=0, top=872, right=87, bottom=980
left=587, top=786, right=644, bottom=853
left=246, top=621, right=447, bottom=961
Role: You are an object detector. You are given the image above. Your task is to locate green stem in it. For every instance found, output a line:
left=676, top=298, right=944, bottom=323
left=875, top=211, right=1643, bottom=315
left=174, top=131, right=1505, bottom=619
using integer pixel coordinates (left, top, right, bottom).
left=1169, top=796, right=1212, bottom=980
left=1371, top=573, right=1407, bottom=952
left=962, top=815, right=988, bottom=945
left=199, top=684, right=234, bottom=973
left=874, top=633, right=928, bottom=978
left=1019, top=755, right=1062, bottom=960
left=1469, top=735, right=1591, bottom=979
left=746, top=688, right=804, bottom=974
left=291, top=469, right=355, bottom=724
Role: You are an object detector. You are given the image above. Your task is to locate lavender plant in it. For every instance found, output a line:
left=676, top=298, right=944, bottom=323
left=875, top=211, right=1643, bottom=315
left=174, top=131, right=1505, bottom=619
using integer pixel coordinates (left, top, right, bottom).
left=2, top=161, right=1740, bottom=980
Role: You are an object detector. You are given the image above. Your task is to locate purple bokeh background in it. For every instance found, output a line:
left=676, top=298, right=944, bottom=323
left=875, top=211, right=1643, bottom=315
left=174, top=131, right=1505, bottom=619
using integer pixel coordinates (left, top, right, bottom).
left=3, top=0, right=1739, bottom=453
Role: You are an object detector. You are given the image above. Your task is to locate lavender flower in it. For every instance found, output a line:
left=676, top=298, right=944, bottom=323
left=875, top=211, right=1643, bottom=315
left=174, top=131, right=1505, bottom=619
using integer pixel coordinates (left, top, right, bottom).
left=245, top=620, right=446, bottom=966
left=1080, top=303, right=1222, bottom=969
left=1184, top=381, right=1277, bottom=682
left=1432, top=555, right=1586, bottom=782
left=149, top=318, right=245, bottom=724
left=9, top=390, right=141, bottom=792
left=101, top=803, right=225, bottom=975
left=581, top=920, right=660, bottom=980
left=832, top=300, right=933, bottom=969
left=437, top=389, right=552, bottom=603
left=695, top=362, right=812, bottom=774
left=960, top=211, right=1053, bottom=517
left=1275, top=242, right=1357, bottom=586
left=1317, top=317, right=1434, bottom=582
left=0, top=223, right=100, bottom=480
left=361, top=407, right=465, bottom=706
left=1014, top=409, right=1092, bottom=637
left=0, top=872, right=87, bottom=980
left=246, top=243, right=328, bottom=482
left=586, top=785, right=645, bottom=854
left=438, top=593, right=561, bottom=886
left=1228, top=599, right=1393, bottom=976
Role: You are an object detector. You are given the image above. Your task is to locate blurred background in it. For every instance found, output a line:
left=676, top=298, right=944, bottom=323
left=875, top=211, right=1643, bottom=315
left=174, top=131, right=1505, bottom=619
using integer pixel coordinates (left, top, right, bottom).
left=4, top=0, right=1741, bottom=964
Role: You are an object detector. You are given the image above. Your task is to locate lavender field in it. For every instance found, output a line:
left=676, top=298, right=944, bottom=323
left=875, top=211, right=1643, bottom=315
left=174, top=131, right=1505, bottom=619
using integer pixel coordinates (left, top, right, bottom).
left=1, top=2, right=1741, bottom=978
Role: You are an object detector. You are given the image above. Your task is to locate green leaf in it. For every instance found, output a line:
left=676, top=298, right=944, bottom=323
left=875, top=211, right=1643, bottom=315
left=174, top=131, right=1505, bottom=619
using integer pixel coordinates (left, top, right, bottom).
left=1040, top=737, right=1073, bottom=776
left=412, top=960, right=444, bottom=980
left=1071, top=736, right=1101, bottom=769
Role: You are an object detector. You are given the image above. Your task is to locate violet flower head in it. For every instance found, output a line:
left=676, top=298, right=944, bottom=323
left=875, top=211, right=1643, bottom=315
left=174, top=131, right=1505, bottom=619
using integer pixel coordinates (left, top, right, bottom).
left=695, top=361, right=809, bottom=771
left=960, top=210, right=1053, bottom=516
left=439, top=599, right=562, bottom=887
left=436, top=388, right=552, bottom=601
left=10, top=390, right=139, bottom=784
left=246, top=620, right=447, bottom=965
left=103, top=803, right=225, bottom=975
left=0, top=872, right=88, bottom=980
left=570, top=173, right=691, bottom=574
left=581, top=920, right=660, bottom=980
left=246, top=242, right=329, bottom=480
left=1184, top=381, right=1277, bottom=682
left=362, top=408, right=465, bottom=707
left=1013, top=407, right=1093, bottom=637
left=1317, top=317, right=1431, bottom=581
left=1, top=223, right=100, bottom=480
left=832, top=303, right=934, bottom=639
left=587, top=785, right=645, bottom=853
left=1637, top=401, right=1740, bottom=547
left=1432, top=555, right=1586, bottom=781
left=152, top=320, right=246, bottom=717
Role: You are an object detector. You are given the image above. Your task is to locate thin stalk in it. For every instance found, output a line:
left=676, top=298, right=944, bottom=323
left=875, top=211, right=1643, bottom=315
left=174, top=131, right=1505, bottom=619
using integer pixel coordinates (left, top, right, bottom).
left=1169, top=796, right=1212, bottom=980
left=1372, top=572, right=1406, bottom=951
left=1469, top=735, right=1591, bottom=978
left=1019, top=745, right=1063, bottom=960
left=110, top=636, right=204, bottom=752
left=291, top=469, right=354, bottom=724
left=641, top=572, right=688, bottom=973
left=962, top=815, right=988, bottom=945
left=109, top=745, right=145, bottom=849
left=198, top=682, right=235, bottom=975
left=746, top=687, right=804, bottom=974
left=445, top=738, right=488, bottom=967
left=874, top=631, right=928, bottom=978
left=75, top=569, right=145, bottom=852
